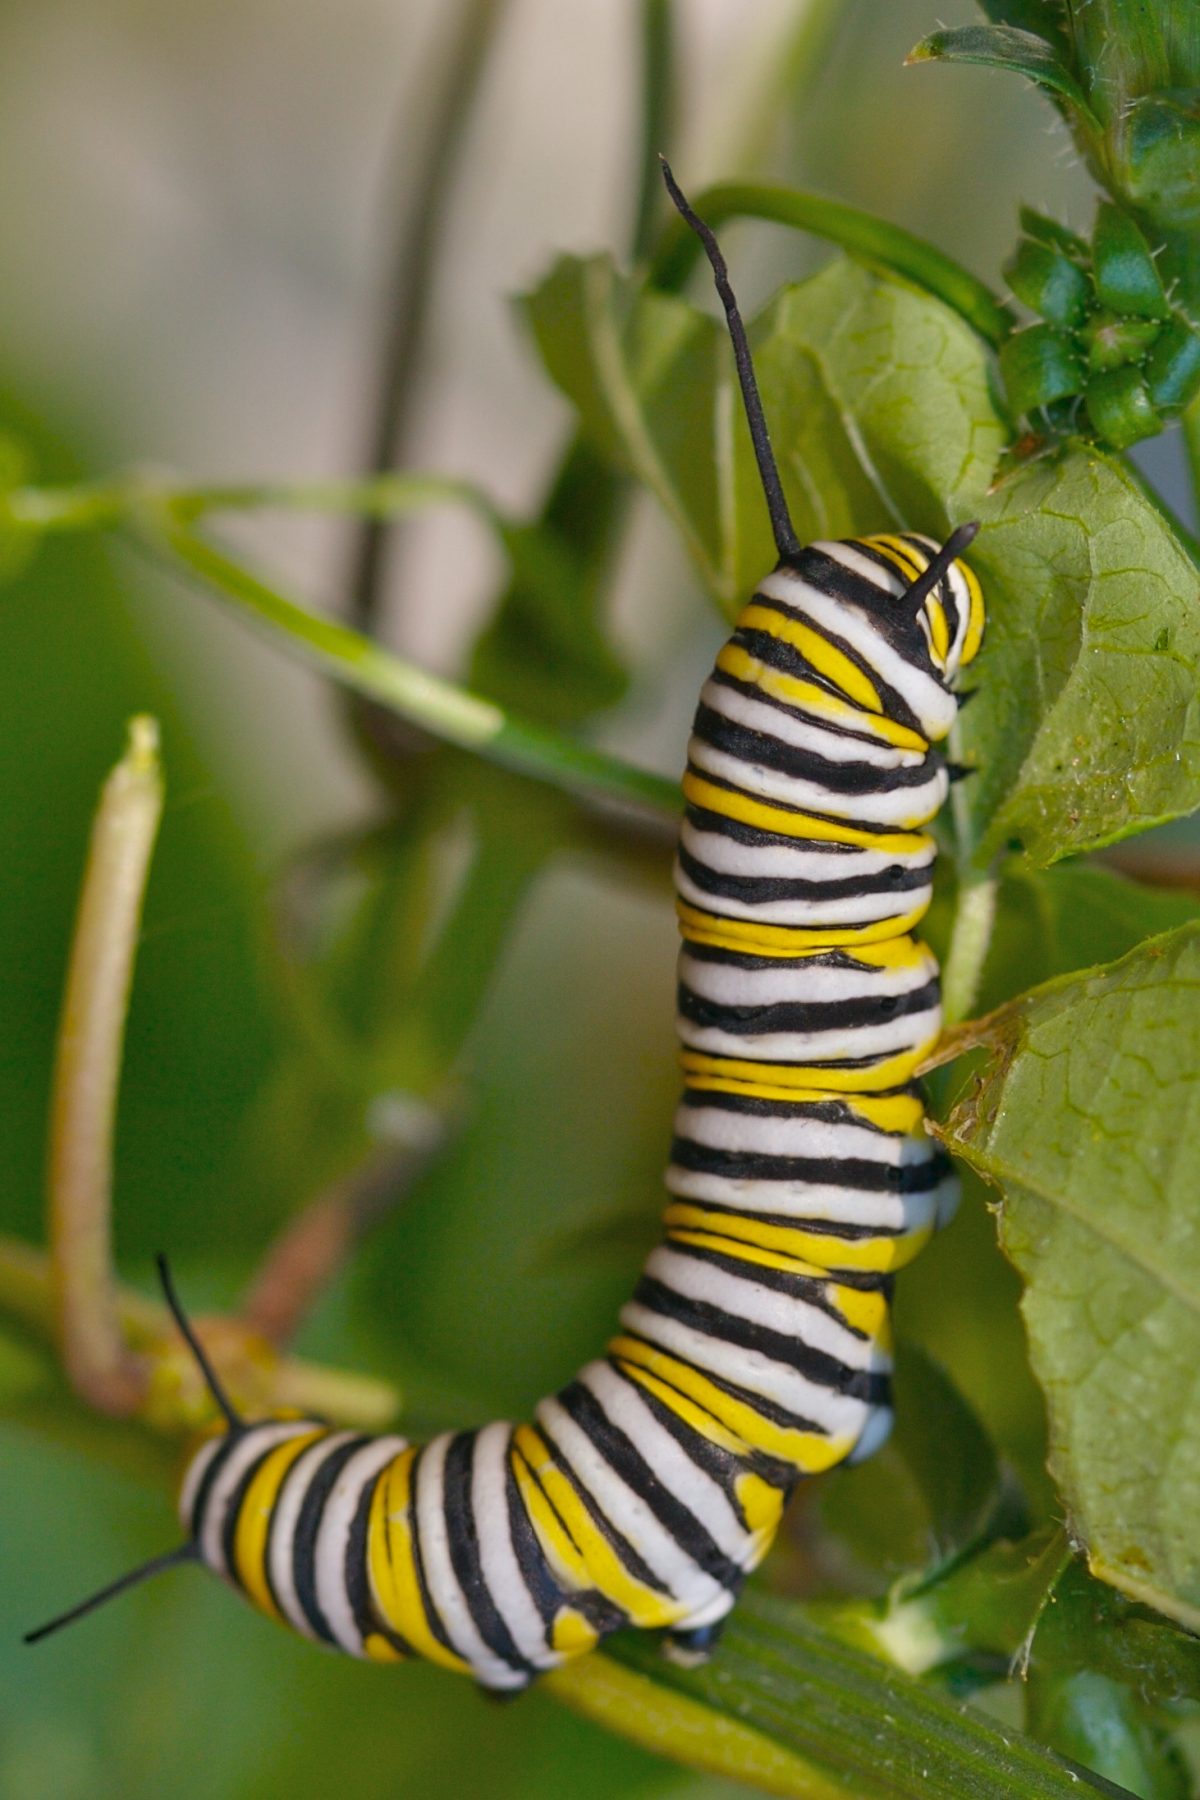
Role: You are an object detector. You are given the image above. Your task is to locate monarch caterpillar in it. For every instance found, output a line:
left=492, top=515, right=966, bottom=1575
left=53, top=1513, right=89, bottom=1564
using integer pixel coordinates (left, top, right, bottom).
left=27, top=164, right=984, bottom=1690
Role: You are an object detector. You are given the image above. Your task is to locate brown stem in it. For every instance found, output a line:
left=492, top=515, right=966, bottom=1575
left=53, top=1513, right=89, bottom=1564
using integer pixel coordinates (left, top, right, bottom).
left=48, top=717, right=163, bottom=1416
left=239, top=1103, right=451, bottom=1348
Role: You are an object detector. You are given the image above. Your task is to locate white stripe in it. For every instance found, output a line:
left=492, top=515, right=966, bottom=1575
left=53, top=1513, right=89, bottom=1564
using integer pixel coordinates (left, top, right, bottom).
left=663, top=1164, right=937, bottom=1240
left=414, top=1434, right=528, bottom=1691
left=471, top=1420, right=560, bottom=1671
left=178, top=1435, right=224, bottom=1533
left=674, top=1104, right=936, bottom=1160
left=680, top=821, right=935, bottom=880
left=198, top=1421, right=316, bottom=1579
left=576, top=1361, right=752, bottom=1564
left=699, top=679, right=923, bottom=768
left=644, top=1247, right=888, bottom=1374
left=313, top=1435, right=409, bottom=1656
left=268, top=1430, right=356, bottom=1638
left=687, top=737, right=947, bottom=828
left=674, top=860, right=926, bottom=929
left=676, top=1005, right=941, bottom=1067
left=677, top=950, right=937, bottom=1007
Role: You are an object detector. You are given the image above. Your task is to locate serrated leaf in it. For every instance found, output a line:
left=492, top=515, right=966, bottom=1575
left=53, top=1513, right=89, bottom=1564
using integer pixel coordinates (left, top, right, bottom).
left=525, top=255, right=1004, bottom=615
left=978, top=863, right=1200, bottom=1014
left=957, top=447, right=1200, bottom=867
left=907, top=26, right=1099, bottom=130
left=942, top=923, right=1200, bottom=1631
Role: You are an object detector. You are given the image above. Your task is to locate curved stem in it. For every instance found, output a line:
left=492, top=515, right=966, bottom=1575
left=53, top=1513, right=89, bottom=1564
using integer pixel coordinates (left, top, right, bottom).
left=128, top=507, right=681, bottom=820
left=48, top=718, right=162, bottom=1417
left=650, top=181, right=1014, bottom=348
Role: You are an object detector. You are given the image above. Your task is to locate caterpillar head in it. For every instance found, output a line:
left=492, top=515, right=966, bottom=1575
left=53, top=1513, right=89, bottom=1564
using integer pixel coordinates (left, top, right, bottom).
left=858, top=526, right=985, bottom=687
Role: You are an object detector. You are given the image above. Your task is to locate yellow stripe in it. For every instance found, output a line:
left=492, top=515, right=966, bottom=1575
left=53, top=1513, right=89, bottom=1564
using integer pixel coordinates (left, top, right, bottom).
left=736, top=604, right=883, bottom=713
left=840, top=1090, right=927, bottom=1133
left=612, top=1357, right=749, bottom=1460
left=676, top=898, right=929, bottom=956
left=716, top=644, right=927, bottom=752
left=864, top=533, right=926, bottom=581
left=231, top=1429, right=327, bottom=1622
left=368, top=1451, right=471, bottom=1675
left=679, top=1038, right=938, bottom=1095
left=681, top=771, right=930, bottom=855
left=512, top=1426, right=682, bottom=1628
left=960, top=560, right=986, bottom=665
left=663, top=1204, right=930, bottom=1278
left=927, top=597, right=950, bottom=664
left=609, top=1335, right=853, bottom=1475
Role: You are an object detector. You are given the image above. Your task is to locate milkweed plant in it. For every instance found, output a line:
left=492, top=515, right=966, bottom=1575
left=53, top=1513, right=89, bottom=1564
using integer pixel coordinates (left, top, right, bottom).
left=1, top=3, right=1199, bottom=1798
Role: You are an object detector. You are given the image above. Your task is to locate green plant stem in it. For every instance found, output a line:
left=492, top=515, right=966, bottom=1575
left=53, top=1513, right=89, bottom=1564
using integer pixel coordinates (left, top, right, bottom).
left=346, top=0, right=511, bottom=636
left=5, top=470, right=511, bottom=534
left=549, top=1592, right=1134, bottom=1800
left=1182, top=393, right=1200, bottom=528
left=650, top=181, right=1014, bottom=348
left=941, top=875, right=999, bottom=1027
left=48, top=717, right=163, bottom=1417
left=0, top=1235, right=399, bottom=1431
left=130, top=507, right=681, bottom=820
left=630, top=0, right=675, bottom=262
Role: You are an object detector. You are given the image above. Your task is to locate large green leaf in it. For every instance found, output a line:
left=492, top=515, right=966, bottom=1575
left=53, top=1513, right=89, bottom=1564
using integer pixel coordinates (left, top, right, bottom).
left=942, top=923, right=1200, bottom=1631
left=957, top=448, right=1200, bottom=867
left=525, top=255, right=1004, bottom=615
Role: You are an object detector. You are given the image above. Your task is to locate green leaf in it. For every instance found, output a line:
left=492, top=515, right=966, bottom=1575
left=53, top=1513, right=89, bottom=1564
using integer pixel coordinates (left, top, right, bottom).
left=977, top=862, right=1200, bottom=1015
left=525, top=255, right=1005, bottom=614
left=906, top=27, right=1100, bottom=131
left=955, top=445, right=1200, bottom=867
left=550, top=1591, right=1137, bottom=1799
left=942, top=923, right=1200, bottom=1631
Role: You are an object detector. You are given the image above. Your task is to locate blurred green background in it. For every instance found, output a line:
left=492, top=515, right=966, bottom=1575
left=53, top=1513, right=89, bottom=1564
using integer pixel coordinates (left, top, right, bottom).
left=0, top=2, right=1190, bottom=1796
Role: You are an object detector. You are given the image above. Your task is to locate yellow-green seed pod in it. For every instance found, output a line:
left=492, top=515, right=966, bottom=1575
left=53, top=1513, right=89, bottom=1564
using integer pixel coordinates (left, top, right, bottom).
left=1000, top=323, right=1085, bottom=417
left=1145, top=317, right=1200, bottom=412
left=1005, top=239, right=1091, bottom=327
left=1084, top=366, right=1159, bottom=447
left=1091, top=204, right=1170, bottom=320
left=1082, top=310, right=1162, bottom=373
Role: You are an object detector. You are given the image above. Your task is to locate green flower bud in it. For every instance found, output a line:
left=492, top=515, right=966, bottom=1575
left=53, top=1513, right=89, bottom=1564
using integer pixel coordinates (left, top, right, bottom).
left=1084, top=366, right=1160, bottom=447
left=1108, top=90, right=1200, bottom=237
left=1000, top=324, right=1085, bottom=416
left=1091, top=203, right=1170, bottom=319
left=1017, top=205, right=1089, bottom=262
left=1082, top=310, right=1162, bottom=373
left=1144, top=317, right=1200, bottom=412
left=1005, top=238, right=1091, bottom=326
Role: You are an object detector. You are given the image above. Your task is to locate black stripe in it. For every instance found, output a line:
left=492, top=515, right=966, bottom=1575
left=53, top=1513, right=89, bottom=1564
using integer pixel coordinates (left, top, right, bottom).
left=684, top=801, right=881, bottom=856
left=346, top=1462, right=412, bottom=1656
left=504, top=1455, right=567, bottom=1630
left=605, top=1353, right=754, bottom=1501
left=187, top=1430, right=239, bottom=1541
left=509, top=1444, right=627, bottom=1637
left=678, top=1080, right=924, bottom=1124
left=660, top=1239, right=875, bottom=1332
left=558, top=1381, right=743, bottom=1588
left=291, top=1436, right=370, bottom=1644
left=685, top=761, right=916, bottom=842
left=733, top=615, right=924, bottom=740
left=220, top=1435, right=293, bottom=1589
left=668, top=1135, right=948, bottom=1195
left=442, top=1432, right=538, bottom=1679
left=789, top=548, right=940, bottom=682
left=676, top=843, right=931, bottom=907
left=632, top=1277, right=889, bottom=1405
left=534, top=1421, right=672, bottom=1597
left=707, top=666, right=904, bottom=751
left=618, top=1330, right=828, bottom=1440
left=677, top=975, right=941, bottom=1038
left=691, top=702, right=941, bottom=796
left=405, top=1446, right=465, bottom=1659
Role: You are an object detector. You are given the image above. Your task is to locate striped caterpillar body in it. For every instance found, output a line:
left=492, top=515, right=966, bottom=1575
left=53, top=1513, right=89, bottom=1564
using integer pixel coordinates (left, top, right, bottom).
left=26, top=168, right=985, bottom=1692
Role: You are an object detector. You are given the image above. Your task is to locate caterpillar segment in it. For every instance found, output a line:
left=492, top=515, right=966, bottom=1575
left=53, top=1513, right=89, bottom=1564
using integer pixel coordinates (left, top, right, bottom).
left=26, top=166, right=984, bottom=1697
